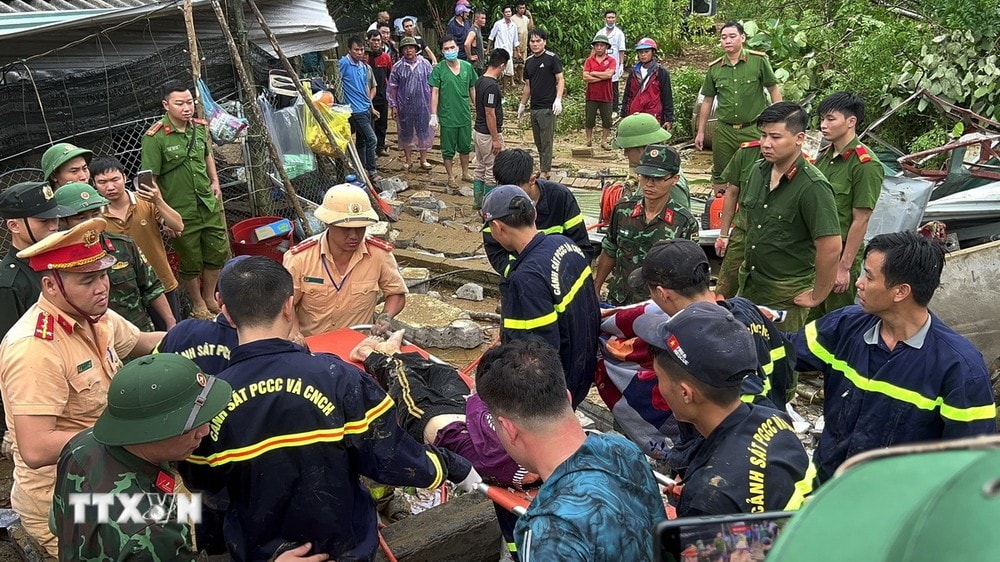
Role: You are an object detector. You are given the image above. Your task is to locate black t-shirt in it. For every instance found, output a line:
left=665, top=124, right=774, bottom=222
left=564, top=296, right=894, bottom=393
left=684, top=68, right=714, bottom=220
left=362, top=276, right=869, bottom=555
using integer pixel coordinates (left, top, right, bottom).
left=524, top=50, right=563, bottom=109
left=675, top=403, right=812, bottom=517
left=474, top=75, right=503, bottom=135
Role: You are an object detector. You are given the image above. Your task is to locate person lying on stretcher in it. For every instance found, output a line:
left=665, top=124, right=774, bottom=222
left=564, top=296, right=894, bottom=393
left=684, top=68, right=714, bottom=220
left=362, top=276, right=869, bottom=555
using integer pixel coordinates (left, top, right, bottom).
left=351, top=331, right=541, bottom=490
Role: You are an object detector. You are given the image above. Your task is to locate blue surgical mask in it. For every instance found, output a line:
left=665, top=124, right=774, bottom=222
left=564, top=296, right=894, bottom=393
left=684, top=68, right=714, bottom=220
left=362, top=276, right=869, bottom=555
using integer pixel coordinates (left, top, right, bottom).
left=444, top=51, right=459, bottom=61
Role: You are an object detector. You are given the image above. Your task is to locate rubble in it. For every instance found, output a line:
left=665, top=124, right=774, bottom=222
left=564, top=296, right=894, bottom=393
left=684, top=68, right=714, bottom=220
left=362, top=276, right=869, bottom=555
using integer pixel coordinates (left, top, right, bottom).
left=420, top=209, right=439, bottom=224
left=455, top=283, right=484, bottom=301
left=400, top=267, right=431, bottom=294
left=457, top=186, right=474, bottom=197
left=392, top=294, right=483, bottom=349
left=407, top=190, right=440, bottom=210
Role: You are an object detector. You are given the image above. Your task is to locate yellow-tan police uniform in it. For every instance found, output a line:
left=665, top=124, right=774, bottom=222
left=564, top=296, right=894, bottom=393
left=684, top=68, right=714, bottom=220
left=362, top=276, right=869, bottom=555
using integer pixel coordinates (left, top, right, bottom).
left=0, top=218, right=139, bottom=556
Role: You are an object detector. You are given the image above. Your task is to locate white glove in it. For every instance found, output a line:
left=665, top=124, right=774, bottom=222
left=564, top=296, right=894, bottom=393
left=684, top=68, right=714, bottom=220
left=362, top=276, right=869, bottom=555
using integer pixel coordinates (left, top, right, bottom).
left=517, top=103, right=526, bottom=120
left=453, top=466, right=483, bottom=493
left=429, top=114, right=439, bottom=129
left=552, top=97, right=563, bottom=116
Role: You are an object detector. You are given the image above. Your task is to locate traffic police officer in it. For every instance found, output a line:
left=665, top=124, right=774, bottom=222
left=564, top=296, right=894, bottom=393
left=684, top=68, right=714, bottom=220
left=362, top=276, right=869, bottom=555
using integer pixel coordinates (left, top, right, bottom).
left=51, top=353, right=234, bottom=561
left=694, top=22, right=782, bottom=197
left=283, top=183, right=407, bottom=337
left=56, top=182, right=167, bottom=333
left=594, top=144, right=698, bottom=306
left=41, top=142, right=93, bottom=189
left=0, top=218, right=163, bottom=556
left=481, top=185, right=600, bottom=408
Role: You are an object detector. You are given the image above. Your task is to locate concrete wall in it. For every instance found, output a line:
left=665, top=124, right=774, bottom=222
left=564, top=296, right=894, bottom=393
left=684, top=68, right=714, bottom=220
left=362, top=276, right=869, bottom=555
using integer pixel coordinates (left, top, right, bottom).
left=934, top=239, right=1000, bottom=364
left=376, top=493, right=502, bottom=562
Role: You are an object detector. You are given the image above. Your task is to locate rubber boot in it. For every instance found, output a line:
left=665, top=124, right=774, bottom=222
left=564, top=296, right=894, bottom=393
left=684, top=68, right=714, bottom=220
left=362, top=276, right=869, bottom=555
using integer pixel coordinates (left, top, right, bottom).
left=484, top=184, right=497, bottom=199
left=472, top=180, right=485, bottom=209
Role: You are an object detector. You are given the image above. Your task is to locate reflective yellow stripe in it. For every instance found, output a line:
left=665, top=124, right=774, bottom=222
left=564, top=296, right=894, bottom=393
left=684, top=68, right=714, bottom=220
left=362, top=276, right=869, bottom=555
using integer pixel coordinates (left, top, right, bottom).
left=187, top=395, right=395, bottom=466
left=804, top=322, right=996, bottom=422
left=425, top=450, right=445, bottom=489
left=538, top=213, right=584, bottom=236
left=502, top=266, right=593, bottom=331
left=761, top=345, right=786, bottom=375
left=506, top=542, right=518, bottom=553
left=742, top=346, right=783, bottom=402
left=782, top=461, right=816, bottom=511
left=562, top=213, right=584, bottom=229
left=540, top=224, right=565, bottom=235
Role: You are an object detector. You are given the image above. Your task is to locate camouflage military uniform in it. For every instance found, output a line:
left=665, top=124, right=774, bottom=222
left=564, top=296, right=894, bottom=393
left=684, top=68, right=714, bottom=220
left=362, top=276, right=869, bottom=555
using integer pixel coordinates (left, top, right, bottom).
left=104, top=232, right=164, bottom=333
left=601, top=194, right=698, bottom=305
left=618, top=171, right=693, bottom=212
left=51, top=428, right=197, bottom=561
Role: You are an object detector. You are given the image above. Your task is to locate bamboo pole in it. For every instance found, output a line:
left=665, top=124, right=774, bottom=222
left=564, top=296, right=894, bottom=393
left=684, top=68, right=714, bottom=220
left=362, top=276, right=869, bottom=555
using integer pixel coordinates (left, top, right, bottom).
left=182, top=0, right=205, bottom=119
left=209, top=0, right=312, bottom=236
left=242, top=0, right=390, bottom=221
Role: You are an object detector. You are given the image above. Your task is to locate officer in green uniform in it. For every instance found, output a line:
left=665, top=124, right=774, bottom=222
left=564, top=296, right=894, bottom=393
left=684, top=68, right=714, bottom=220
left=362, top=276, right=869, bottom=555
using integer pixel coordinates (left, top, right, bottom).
left=41, top=142, right=93, bottom=189
left=611, top=113, right=690, bottom=209
left=736, top=102, right=841, bottom=334
left=714, top=140, right=762, bottom=297
left=695, top=22, right=782, bottom=197
left=595, top=144, right=698, bottom=306
left=808, top=92, right=884, bottom=321
left=56, top=183, right=167, bottom=333
left=1, top=182, right=74, bottom=339
left=141, top=79, right=228, bottom=320
left=50, top=353, right=233, bottom=562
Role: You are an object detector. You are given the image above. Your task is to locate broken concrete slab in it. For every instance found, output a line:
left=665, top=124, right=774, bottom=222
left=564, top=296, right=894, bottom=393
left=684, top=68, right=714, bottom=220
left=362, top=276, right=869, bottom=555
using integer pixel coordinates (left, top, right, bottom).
left=375, top=492, right=501, bottom=562
left=455, top=282, right=484, bottom=301
left=401, top=267, right=431, bottom=294
left=420, top=209, right=439, bottom=224
left=458, top=186, right=474, bottom=197
left=393, top=294, right=483, bottom=349
left=368, top=221, right=391, bottom=236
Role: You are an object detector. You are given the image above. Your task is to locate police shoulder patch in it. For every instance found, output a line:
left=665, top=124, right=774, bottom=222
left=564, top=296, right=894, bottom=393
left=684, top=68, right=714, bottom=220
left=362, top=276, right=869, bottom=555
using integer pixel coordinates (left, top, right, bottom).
left=193, top=118, right=209, bottom=126
left=747, top=49, right=769, bottom=57
left=289, top=238, right=319, bottom=255
left=709, top=56, right=724, bottom=67
left=366, top=237, right=394, bottom=252
left=855, top=145, right=872, bottom=163
left=739, top=140, right=762, bottom=149
left=34, top=312, right=54, bottom=340
left=146, top=122, right=163, bottom=136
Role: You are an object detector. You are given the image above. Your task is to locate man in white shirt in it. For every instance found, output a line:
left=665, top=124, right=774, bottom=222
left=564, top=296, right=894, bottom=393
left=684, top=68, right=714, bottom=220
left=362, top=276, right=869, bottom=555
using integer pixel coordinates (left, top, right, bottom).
left=489, top=5, right=520, bottom=90
left=597, top=10, right=626, bottom=113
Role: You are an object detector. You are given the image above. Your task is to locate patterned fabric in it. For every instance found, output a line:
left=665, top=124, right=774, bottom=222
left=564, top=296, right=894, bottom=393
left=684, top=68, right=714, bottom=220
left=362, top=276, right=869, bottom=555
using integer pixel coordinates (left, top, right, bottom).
left=387, top=57, right=435, bottom=152
left=601, top=194, right=697, bottom=306
left=104, top=232, right=163, bottom=333
left=51, top=429, right=196, bottom=561
left=515, top=433, right=663, bottom=561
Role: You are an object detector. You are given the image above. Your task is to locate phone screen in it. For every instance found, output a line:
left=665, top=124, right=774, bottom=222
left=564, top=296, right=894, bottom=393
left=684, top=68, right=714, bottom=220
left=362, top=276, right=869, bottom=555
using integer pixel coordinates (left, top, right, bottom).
left=134, top=170, right=153, bottom=191
left=654, top=511, right=793, bottom=562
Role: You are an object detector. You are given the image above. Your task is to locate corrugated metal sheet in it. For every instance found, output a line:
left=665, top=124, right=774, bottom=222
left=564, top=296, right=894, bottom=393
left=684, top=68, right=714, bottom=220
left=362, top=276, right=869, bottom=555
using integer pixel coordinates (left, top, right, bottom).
left=0, top=0, right=149, bottom=13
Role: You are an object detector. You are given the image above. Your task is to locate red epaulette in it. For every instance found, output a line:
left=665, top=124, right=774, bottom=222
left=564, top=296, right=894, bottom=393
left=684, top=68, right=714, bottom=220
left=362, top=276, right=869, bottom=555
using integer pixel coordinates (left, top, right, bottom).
left=289, top=238, right=318, bottom=255
left=366, top=237, right=394, bottom=252
left=739, top=140, right=761, bottom=149
left=785, top=165, right=799, bottom=180
left=630, top=203, right=643, bottom=218
left=193, top=118, right=209, bottom=126
left=34, top=312, right=54, bottom=340
left=57, top=315, right=73, bottom=334
left=854, top=145, right=872, bottom=163
left=145, top=122, right=163, bottom=137
left=662, top=208, right=675, bottom=225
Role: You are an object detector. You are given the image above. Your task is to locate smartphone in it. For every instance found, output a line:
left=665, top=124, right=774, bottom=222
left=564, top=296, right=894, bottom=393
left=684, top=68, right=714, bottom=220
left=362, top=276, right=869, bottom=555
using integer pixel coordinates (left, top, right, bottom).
left=654, top=511, right=794, bottom=562
left=134, top=169, right=154, bottom=191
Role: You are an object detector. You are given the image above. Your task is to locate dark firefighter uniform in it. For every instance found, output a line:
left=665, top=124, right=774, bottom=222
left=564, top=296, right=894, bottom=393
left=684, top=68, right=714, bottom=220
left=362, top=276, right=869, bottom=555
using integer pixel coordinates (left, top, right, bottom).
left=483, top=179, right=594, bottom=277
left=181, top=338, right=473, bottom=562
left=500, top=233, right=600, bottom=408
left=155, top=314, right=237, bottom=375
left=792, top=306, right=996, bottom=483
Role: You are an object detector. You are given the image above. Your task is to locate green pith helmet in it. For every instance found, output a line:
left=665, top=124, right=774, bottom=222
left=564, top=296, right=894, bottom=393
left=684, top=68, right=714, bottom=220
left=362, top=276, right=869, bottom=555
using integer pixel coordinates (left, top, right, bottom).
left=592, top=34, right=611, bottom=47
left=398, top=36, right=419, bottom=50
left=41, top=143, right=93, bottom=181
left=54, top=182, right=109, bottom=214
left=93, top=354, right=233, bottom=446
left=612, top=113, right=672, bottom=149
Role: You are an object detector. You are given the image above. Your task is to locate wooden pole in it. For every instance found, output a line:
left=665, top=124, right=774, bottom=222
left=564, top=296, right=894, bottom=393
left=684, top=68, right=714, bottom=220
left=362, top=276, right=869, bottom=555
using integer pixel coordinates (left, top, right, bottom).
left=182, top=0, right=205, bottom=119
left=242, top=0, right=390, bottom=221
left=209, top=0, right=313, bottom=236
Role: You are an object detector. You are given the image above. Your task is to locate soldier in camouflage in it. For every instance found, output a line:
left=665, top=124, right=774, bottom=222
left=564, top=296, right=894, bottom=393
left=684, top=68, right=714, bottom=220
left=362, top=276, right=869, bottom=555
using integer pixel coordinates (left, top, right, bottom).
left=50, top=353, right=233, bottom=561
left=611, top=113, right=691, bottom=210
left=56, top=183, right=168, bottom=333
left=595, top=144, right=698, bottom=306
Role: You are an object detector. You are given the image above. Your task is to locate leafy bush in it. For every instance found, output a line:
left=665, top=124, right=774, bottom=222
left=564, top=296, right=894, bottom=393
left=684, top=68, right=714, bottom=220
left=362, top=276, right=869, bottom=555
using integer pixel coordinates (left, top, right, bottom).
left=669, top=66, right=706, bottom=140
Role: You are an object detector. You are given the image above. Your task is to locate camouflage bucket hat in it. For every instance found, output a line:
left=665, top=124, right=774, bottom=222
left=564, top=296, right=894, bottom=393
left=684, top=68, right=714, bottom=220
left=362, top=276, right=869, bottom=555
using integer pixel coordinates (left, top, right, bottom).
left=54, top=182, right=109, bottom=214
left=612, top=113, right=672, bottom=149
left=93, top=354, right=233, bottom=446
left=41, top=143, right=93, bottom=181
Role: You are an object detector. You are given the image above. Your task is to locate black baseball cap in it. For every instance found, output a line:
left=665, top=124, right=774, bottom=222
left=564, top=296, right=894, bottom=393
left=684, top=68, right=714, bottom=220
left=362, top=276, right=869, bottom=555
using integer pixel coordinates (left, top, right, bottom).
left=628, top=239, right=709, bottom=291
left=0, top=182, right=76, bottom=220
left=635, top=301, right=757, bottom=387
left=480, top=184, right=534, bottom=230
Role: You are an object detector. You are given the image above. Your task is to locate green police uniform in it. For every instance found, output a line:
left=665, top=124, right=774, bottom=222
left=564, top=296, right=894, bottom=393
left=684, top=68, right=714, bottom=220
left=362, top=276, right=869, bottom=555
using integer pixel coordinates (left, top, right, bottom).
left=51, top=353, right=232, bottom=562
left=104, top=232, right=164, bottom=333
left=602, top=195, right=698, bottom=305
left=715, top=141, right=762, bottom=297
left=809, top=136, right=884, bottom=319
left=736, top=155, right=840, bottom=331
left=140, top=116, right=228, bottom=279
left=702, top=49, right=778, bottom=184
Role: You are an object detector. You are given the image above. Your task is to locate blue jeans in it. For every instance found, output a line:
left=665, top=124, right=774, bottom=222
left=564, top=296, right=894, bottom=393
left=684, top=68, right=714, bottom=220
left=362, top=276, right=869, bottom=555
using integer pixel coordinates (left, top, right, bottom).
left=349, top=111, right=378, bottom=176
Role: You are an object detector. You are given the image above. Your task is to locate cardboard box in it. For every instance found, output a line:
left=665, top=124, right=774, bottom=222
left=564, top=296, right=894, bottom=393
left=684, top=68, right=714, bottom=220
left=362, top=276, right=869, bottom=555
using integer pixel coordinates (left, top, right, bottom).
left=251, top=218, right=293, bottom=243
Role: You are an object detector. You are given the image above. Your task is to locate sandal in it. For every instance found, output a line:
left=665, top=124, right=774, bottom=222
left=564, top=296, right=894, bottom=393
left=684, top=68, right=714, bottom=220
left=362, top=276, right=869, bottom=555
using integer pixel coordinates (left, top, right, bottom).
left=404, top=162, right=413, bottom=172
left=601, top=142, right=612, bottom=151
left=420, top=161, right=432, bottom=170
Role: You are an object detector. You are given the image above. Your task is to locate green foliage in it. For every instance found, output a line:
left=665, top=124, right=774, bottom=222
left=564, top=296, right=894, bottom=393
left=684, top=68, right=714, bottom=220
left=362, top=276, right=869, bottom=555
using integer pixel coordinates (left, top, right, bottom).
left=895, top=30, right=1000, bottom=121
left=669, top=66, right=706, bottom=140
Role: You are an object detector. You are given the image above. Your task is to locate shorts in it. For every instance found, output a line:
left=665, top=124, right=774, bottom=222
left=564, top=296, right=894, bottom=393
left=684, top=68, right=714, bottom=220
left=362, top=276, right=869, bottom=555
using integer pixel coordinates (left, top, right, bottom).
left=171, top=203, right=230, bottom=279
left=712, top=122, right=761, bottom=184
left=439, top=125, right=473, bottom=160
left=585, top=100, right=613, bottom=129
